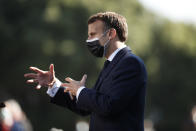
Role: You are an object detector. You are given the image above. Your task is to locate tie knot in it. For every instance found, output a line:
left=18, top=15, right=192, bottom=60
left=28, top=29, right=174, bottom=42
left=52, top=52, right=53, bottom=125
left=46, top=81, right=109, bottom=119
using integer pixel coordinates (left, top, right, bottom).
left=104, top=60, right=110, bottom=69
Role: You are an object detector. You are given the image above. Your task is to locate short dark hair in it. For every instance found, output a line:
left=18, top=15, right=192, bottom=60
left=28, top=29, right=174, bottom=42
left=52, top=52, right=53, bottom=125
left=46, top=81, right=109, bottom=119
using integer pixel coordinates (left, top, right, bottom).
left=88, top=12, right=128, bottom=42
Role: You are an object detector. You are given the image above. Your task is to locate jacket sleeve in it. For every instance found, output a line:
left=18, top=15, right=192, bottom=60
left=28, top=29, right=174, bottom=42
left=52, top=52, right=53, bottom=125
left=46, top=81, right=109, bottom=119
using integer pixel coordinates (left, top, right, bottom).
left=50, top=87, right=91, bottom=116
left=76, top=57, right=146, bottom=116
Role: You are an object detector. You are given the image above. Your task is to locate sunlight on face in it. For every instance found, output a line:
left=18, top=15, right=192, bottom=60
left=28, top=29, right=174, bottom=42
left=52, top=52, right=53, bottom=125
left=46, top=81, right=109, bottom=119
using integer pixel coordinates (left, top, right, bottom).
left=87, top=20, right=105, bottom=40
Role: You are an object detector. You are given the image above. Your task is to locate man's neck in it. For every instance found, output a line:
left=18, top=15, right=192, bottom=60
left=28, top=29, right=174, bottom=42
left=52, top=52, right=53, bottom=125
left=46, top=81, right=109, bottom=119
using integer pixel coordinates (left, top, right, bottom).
left=105, top=41, right=126, bottom=59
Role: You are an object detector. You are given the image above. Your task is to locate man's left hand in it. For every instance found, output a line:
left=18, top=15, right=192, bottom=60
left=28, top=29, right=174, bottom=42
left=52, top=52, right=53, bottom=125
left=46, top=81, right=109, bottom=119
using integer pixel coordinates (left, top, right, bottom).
left=61, top=74, right=87, bottom=96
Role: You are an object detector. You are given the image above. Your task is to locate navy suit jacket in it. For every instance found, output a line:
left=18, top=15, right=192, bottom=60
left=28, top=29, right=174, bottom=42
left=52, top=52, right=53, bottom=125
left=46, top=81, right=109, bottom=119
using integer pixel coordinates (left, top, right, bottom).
left=51, top=47, right=147, bottom=131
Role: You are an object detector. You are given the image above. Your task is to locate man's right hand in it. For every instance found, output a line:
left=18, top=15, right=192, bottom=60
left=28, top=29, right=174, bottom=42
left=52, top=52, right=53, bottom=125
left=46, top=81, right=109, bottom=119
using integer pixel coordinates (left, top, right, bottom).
left=24, top=64, right=56, bottom=89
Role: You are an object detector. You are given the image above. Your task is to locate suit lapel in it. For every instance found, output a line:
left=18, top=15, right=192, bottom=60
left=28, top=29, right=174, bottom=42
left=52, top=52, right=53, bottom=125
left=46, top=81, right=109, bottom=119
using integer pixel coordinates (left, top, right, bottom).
left=95, top=47, right=131, bottom=90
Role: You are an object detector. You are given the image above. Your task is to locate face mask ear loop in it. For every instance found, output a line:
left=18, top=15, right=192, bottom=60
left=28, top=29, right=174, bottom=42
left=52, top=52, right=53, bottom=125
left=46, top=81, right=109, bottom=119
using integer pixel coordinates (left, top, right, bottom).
left=102, top=29, right=111, bottom=57
left=99, top=29, right=110, bottom=40
left=103, top=39, right=110, bottom=57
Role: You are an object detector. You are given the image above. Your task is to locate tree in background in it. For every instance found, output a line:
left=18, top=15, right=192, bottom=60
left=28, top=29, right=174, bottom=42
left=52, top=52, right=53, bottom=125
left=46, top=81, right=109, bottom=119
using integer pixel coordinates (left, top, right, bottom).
left=0, top=0, right=196, bottom=130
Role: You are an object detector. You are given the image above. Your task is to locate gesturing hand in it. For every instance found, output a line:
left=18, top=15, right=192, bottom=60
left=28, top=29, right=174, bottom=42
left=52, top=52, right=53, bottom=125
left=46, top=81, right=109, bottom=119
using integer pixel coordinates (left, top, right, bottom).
left=24, top=64, right=56, bottom=89
left=62, top=74, right=87, bottom=96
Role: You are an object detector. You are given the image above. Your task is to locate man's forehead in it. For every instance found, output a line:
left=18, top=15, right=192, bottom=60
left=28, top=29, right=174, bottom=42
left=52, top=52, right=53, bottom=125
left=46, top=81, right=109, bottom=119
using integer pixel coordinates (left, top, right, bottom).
left=88, top=20, right=104, bottom=32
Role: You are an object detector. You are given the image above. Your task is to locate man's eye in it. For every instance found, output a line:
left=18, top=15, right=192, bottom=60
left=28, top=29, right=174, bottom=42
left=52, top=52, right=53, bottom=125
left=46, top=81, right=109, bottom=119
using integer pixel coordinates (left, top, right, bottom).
left=91, top=33, right=96, bottom=36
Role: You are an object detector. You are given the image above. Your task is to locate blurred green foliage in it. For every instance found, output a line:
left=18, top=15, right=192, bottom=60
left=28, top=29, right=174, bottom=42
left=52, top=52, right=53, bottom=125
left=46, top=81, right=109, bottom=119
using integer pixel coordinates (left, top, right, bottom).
left=0, top=0, right=196, bottom=130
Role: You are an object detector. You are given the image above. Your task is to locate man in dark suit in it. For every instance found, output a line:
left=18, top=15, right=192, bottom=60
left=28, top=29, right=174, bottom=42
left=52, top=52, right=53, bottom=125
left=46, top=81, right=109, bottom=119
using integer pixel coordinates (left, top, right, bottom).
left=24, top=12, right=147, bottom=131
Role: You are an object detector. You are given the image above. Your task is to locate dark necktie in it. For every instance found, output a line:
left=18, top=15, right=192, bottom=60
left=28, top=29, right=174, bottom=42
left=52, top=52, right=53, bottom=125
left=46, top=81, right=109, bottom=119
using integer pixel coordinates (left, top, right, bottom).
left=103, top=60, right=110, bottom=70
left=100, top=60, right=110, bottom=77
left=94, top=60, right=110, bottom=90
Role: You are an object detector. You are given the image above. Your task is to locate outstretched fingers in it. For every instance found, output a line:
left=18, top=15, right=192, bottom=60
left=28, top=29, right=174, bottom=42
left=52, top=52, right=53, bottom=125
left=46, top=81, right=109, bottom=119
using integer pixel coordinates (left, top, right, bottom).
left=81, top=74, right=87, bottom=85
left=65, top=77, right=74, bottom=83
left=24, top=73, right=37, bottom=78
left=26, top=79, right=38, bottom=83
left=61, top=83, right=72, bottom=88
left=61, top=83, right=73, bottom=93
left=30, top=67, right=45, bottom=74
left=49, top=64, right=55, bottom=75
left=64, top=89, right=74, bottom=100
left=36, top=84, right=41, bottom=89
left=62, top=85, right=74, bottom=100
left=63, top=87, right=70, bottom=93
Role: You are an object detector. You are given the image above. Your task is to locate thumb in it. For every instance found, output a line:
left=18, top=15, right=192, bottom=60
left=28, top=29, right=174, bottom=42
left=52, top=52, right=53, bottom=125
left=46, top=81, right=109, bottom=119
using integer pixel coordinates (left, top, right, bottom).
left=50, top=64, right=55, bottom=75
left=81, top=74, right=87, bottom=85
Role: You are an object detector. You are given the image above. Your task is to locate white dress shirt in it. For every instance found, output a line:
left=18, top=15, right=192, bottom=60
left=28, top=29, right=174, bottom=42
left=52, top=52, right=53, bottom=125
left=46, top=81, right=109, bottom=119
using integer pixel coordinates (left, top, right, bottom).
left=47, top=45, right=127, bottom=99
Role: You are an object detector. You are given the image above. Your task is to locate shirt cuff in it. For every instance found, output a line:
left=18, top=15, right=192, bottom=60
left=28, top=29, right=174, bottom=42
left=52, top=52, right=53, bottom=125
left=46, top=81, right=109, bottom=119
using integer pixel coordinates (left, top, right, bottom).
left=47, top=78, right=62, bottom=97
left=76, top=86, right=86, bottom=100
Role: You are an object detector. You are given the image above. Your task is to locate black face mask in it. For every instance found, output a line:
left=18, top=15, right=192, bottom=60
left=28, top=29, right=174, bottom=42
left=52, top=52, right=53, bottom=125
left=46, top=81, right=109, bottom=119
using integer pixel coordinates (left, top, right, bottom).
left=86, top=31, right=110, bottom=57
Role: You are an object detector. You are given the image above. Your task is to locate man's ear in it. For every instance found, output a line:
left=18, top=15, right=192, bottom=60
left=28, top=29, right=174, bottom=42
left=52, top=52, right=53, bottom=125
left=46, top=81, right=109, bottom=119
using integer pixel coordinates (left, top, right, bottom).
left=109, top=28, right=117, bottom=40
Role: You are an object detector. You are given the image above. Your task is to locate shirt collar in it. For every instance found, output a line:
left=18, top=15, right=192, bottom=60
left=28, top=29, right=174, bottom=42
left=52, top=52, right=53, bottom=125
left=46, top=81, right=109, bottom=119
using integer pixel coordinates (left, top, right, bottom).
left=107, top=45, right=127, bottom=62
